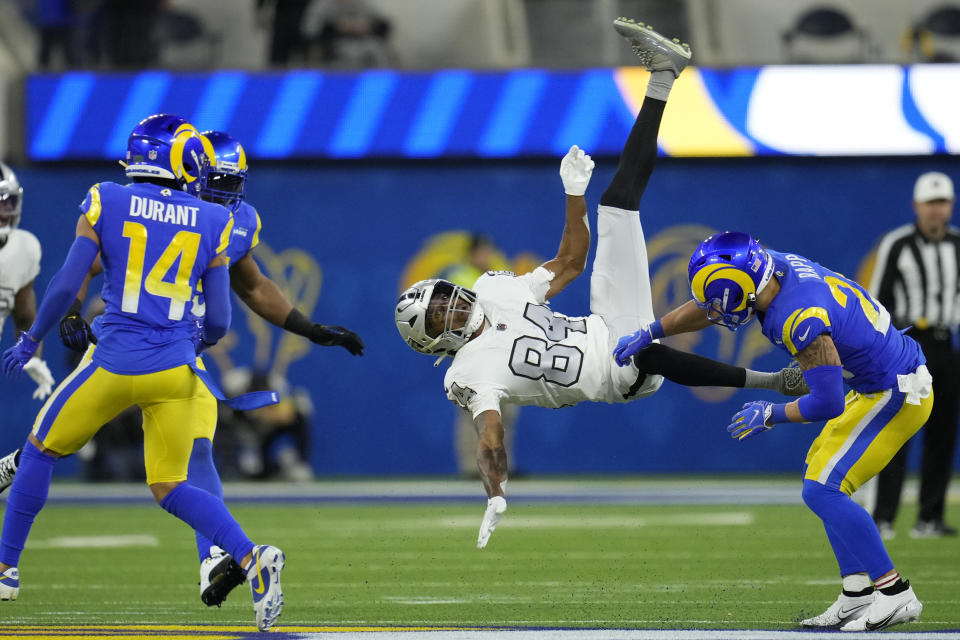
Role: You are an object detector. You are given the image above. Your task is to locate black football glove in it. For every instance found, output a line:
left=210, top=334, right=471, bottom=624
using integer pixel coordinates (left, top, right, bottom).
left=309, top=324, right=364, bottom=355
left=59, top=312, right=96, bottom=352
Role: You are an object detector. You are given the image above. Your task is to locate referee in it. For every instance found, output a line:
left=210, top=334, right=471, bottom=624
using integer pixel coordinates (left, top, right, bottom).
left=870, top=171, right=960, bottom=539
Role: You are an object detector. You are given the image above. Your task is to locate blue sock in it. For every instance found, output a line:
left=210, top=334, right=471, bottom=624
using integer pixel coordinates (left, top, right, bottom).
left=802, top=479, right=893, bottom=580
left=187, top=438, right=223, bottom=562
left=0, top=442, right=57, bottom=566
left=160, top=483, right=254, bottom=566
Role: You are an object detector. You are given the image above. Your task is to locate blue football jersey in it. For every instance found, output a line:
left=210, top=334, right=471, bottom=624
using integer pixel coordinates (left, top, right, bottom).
left=188, top=200, right=261, bottom=326
left=225, top=201, right=261, bottom=265
left=759, top=250, right=925, bottom=393
left=81, top=181, right=233, bottom=374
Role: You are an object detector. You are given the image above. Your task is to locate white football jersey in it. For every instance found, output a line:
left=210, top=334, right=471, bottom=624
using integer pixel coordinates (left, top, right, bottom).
left=0, top=229, right=41, bottom=341
left=444, top=268, right=649, bottom=417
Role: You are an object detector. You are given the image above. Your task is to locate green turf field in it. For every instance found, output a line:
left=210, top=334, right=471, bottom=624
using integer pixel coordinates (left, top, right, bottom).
left=1, top=497, right=957, bottom=632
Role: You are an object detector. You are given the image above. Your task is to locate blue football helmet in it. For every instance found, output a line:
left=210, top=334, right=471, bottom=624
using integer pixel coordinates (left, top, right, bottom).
left=124, top=114, right=214, bottom=195
left=199, top=130, right=247, bottom=213
left=688, top=231, right=774, bottom=331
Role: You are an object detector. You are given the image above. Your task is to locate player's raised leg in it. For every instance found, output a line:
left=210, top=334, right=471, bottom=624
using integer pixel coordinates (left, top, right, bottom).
left=590, top=20, right=688, bottom=340
left=602, top=20, right=805, bottom=399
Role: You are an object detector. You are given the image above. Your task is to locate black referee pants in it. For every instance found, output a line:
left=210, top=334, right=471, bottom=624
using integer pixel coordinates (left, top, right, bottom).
left=874, top=330, right=960, bottom=524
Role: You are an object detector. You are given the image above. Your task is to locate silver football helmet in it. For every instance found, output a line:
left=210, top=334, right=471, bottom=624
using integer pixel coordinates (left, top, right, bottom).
left=395, top=279, right=485, bottom=358
left=0, top=162, right=22, bottom=245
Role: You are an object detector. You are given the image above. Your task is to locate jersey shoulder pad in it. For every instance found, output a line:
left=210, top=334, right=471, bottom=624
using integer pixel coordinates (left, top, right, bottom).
left=780, top=305, right=831, bottom=355
left=79, top=182, right=108, bottom=227
left=236, top=201, right=262, bottom=249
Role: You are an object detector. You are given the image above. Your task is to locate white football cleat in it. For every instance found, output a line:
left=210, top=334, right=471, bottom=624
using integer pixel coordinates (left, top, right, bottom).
left=800, top=591, right=873, bottom=627
left=247, top=545, right=285, bottom=631
left=0, top=449, right=19, bottom=495
left=613, top=17, right=692, bottom=78
left=200, top=550, right=246, bottom=607
left=840, top=584, right=922, bottom=631
left=0, top=567, right=19, bottom=601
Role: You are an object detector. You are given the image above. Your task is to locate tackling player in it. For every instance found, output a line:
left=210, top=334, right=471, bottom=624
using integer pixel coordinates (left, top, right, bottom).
left=613, top=233, right=930, bottom=630
left=395, top=19, right=807, bottom=550
left=0, top=114, right=285, bottom=631
left=0, top=163, right=56, bottom=402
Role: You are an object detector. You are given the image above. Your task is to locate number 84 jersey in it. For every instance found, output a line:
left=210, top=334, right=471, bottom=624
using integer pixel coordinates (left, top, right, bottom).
left=444, top=269, right=621, bottom=418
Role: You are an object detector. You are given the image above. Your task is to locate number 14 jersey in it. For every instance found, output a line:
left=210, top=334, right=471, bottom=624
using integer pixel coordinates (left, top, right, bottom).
left=80, top=181, right=233, bottom=374
left=444, top=268, right=623, bottom=418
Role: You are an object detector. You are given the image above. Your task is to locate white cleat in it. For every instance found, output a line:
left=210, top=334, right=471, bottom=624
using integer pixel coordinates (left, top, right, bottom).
left=613, top=17, right=692, bottom=77
left=0, top=567, right=19, bottom=601
left=840, top=584, right=922, bottom=631
left=800, top=591, right=873, bottom=627
left=0, top=449, right=19, bottom=495
left=200, top=550, right=246, bottom=607
left=247, top=545, right=285, bottom=631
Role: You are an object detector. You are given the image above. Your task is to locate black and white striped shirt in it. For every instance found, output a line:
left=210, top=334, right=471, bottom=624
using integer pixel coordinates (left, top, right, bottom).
left=870, top=223, right=960, bottom=331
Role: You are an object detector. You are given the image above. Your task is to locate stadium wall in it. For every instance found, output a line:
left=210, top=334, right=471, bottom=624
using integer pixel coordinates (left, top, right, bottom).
left=1, top=156, right=958, bottom=476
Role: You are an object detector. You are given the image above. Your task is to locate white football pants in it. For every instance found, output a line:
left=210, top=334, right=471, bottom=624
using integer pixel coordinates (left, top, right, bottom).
left=590, top=204, right=662, bottom=400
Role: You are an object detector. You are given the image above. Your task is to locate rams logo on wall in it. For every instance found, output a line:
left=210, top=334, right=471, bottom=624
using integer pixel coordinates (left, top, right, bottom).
left=399, top=231, right=542, bottom=291
left=205, top=241, right=323, bottom=379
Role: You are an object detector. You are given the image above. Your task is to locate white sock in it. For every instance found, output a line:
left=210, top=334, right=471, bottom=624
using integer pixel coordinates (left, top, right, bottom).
left=842, top=572, right=873, bottom=593
left=646, top=70, right=675, bottom=101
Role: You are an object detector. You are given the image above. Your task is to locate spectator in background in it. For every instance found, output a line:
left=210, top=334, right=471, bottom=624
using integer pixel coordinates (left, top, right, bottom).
left=99, top=0, right=164, bottom=68
left=31, top=0, right=79, bottom=69
left=258, top=0, right=311, bottom=66
left=301, top=0, right=392, bottom=68
left=439, top=234, right=519, bottom=477
left=870, top=171, right=960, bottom=539
left=219, top=368, right=315, bottom=482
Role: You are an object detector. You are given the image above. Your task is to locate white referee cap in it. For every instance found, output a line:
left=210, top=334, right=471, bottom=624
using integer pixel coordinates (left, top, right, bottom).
left=914, top=172, right=954, bottom=202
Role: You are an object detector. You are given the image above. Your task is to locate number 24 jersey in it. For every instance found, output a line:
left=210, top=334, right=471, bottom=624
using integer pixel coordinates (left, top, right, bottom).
left=444, top=268, right=620, bottom=418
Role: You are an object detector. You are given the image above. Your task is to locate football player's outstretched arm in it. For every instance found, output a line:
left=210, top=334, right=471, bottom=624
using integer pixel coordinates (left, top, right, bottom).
left=660, top=300, right=714, bottom=336
left=474, top=409, right=508, bottom=549
left=230, top=252, right=292, bottom=326
left=231, top=251, right=364, bottom=355
left=541, top=145, right=595, bottom=300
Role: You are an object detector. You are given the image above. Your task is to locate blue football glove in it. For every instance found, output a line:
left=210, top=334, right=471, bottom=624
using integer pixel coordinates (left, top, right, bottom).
left=612, top=320, right=663, bottom=367
left=727, top=400, right=774, bottom=440
left=2, top=333, right=40, bottom=376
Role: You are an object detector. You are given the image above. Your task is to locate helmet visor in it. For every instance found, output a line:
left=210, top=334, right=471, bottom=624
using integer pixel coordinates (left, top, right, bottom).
left=202, top=171, right=245, bottom=209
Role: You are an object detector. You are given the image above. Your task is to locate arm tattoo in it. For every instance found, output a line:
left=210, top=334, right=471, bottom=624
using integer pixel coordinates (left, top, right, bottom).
left=474, top=412, right=507, bottom=497
left=795, top=334, right=842, bottom=370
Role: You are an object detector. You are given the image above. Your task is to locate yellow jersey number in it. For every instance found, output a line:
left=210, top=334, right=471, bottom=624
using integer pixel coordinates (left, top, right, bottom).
left=120, top=221, right=201, bottom=321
